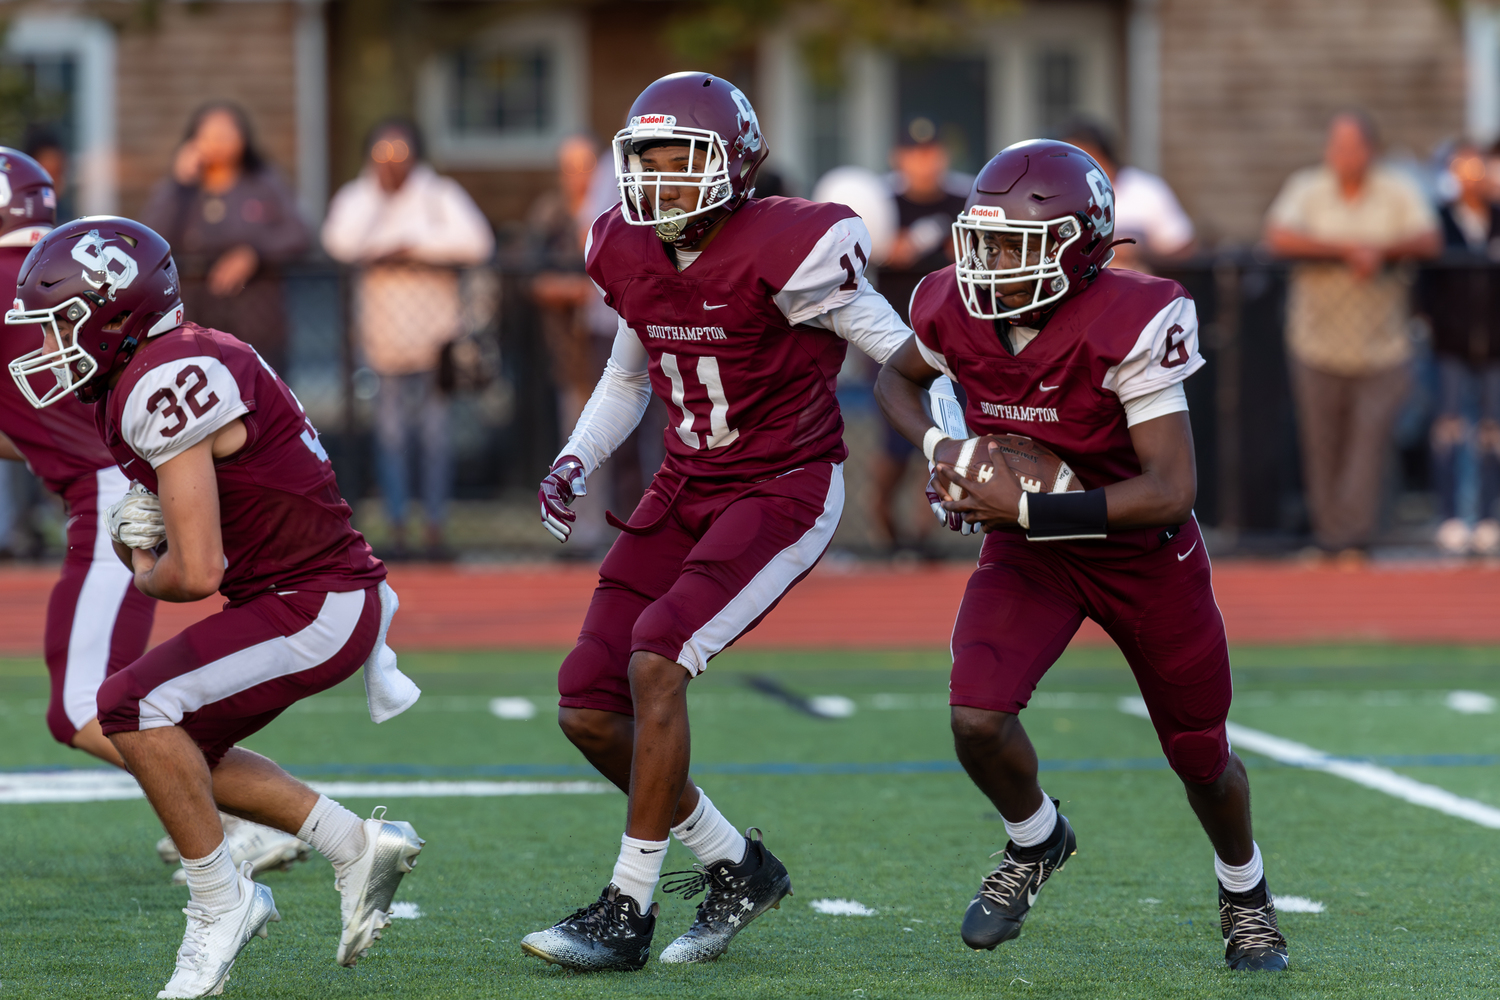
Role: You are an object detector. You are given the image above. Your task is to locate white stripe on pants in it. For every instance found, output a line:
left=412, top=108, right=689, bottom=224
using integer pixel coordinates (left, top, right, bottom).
left=61, top=466, right=135, bottom=731
left=137, top=590, right=368, bottom=729
left=676, top=463, right=844, bottom=675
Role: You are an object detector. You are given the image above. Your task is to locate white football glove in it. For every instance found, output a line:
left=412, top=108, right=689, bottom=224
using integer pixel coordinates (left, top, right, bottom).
left=106, top=482, right=166, bottom=550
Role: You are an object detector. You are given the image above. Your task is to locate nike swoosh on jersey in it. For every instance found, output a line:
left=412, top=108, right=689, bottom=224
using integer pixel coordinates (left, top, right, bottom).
left=1177, top=540, right=1198, bottom=561
left=1038, top=382, right=1060, bottom=392
left=702, top=301, right=729, bottom=311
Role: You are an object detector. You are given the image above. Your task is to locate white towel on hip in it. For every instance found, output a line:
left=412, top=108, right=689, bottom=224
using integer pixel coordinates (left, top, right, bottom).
left=363, top=580, right=421, bottom=723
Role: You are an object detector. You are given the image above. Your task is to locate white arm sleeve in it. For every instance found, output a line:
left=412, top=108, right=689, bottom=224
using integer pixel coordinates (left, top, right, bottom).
left=555, top=319, right=653, bottom=475
left=771, top=215, right=873, bottom=325
left=1100, top=296, right=1205, bottom=403
left=803, top=283, right=913, bottom=364
left=122, top=357, right=249, bottom=467
left=1122, top=382, right=1189, bottom=427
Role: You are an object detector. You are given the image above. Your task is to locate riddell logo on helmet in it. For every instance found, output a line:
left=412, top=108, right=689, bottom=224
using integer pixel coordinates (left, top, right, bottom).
left=631, top=114, right=676, bottom=128
left=968, top=205, right=1006, bottom=220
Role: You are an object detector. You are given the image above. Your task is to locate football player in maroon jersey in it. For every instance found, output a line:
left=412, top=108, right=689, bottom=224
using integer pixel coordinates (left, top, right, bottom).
left=525, top=73, right=917, bottom=971
left=0, top=149, right=158, bottom=766
left=8, top=217, right=425, bottom=998
left=876, top=140, right=1289, bottom=971
left=0, top=148, right=311, bottom=886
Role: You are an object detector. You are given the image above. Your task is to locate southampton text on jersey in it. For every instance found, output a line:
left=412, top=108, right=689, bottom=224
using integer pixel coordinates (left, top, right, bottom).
left=645, top=324, right=729, bottom=342
left=980, top=401, right=1061, bottom=423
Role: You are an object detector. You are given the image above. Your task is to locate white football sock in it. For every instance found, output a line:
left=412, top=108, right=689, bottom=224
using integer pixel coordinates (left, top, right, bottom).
left=297, top=794, right=366, bottom=869
left=180, top=838, right=241, bottom=912
left=1215, top=842, right=1264, bottom=894
left=611, top=834, right=669, bottom=912
left=671, top=791, right=747, bottom=866
left=1003, top=793, right=1058, bottom=848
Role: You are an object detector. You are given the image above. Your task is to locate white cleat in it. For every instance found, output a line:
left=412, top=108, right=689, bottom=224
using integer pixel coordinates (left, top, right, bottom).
left=334, top=806, right=424, bottom=967
left=157, top=861, right=279, bottom=999
left=162, top=814, right=310, bottom=884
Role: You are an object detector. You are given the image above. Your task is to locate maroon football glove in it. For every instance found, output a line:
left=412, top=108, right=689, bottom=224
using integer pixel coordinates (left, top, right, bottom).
left=927, top=469, right=979, bottom=535
left=539, top=455, right=587, bottom=542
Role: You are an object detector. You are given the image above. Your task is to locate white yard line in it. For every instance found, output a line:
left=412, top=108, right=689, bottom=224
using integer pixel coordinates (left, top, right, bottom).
left=1118, top=697, right=1500, bottom=830
left=0, top=770, right=613, bottom=805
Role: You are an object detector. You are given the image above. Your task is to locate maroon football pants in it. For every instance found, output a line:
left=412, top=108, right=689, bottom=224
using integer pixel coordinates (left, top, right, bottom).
left=559, top=463, right=844, bottom=716
left=949, top=517, right=1233, bottom=784
left=98, top=587, right=380, bottom=767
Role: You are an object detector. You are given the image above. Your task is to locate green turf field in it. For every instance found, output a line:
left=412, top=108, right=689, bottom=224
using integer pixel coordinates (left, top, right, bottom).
left=2, top=645, right=1498, bottom=999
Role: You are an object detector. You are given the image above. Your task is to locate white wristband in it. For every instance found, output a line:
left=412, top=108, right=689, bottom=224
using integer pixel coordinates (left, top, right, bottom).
left=922, top=426, right=951, bottom=463
left=1017, top=492, right=1030, bottom=530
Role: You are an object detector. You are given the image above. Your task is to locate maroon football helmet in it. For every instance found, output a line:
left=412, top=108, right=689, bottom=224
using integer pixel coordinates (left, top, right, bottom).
left=613, top=72, right=769, bottom=247
left=0, top=147, right=57, bottom=246
left=952, top=139, right=1117, bottom=322
left=6, top=217, right=184, bottom=407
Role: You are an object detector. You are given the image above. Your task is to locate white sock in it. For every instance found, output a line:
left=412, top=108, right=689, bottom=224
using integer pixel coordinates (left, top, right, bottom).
left=671, top=791, right=747, bottom=866
left=296, top=795, right=366, bottom=868
left=611, top=834, right=669, bottom=912
left=1215, top=843, right=1265, bottom=894
left=181, top=838, right=242, bottom=912
left=1003, top=794, right=1058, bottom=848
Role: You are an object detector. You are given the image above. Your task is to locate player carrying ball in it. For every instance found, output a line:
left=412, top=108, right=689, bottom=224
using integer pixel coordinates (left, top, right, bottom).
left=526, top=72, right=915, bottom=971
left=7, top=217, right=425, bottom=998
left=876, top=140, right=1289, bottom=971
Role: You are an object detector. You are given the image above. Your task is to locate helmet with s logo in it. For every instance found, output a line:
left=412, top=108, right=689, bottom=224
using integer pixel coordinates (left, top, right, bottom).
left=6, top=216, right=183, bottom=407
left=952, top=139, right=1119, bottom=322
left=612, top=72, right=769, bottom=247
left=0, top=147, right=57, bottom=246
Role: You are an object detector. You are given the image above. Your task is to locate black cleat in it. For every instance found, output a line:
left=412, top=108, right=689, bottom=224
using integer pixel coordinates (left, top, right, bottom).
left=657, top=828, right=793, bottom=963
left=520, top=884, right=657, bottom=972
left=960, top=801, right=1076, bottom=950
left=1219, top=878, right=1289, bottom=971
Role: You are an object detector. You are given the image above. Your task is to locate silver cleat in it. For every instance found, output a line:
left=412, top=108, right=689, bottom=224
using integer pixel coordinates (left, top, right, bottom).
left=334, top=806, right=424, bottom=967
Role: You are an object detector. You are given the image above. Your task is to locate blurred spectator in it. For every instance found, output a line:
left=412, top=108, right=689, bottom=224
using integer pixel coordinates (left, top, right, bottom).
left=530, top=135, right=604, bottom=437
left=1420, top=142, right=1500, bottom=555
left=322, top=117, right=495, bottom=559
left=1062, top=119, right=1195, bottom=272
left=1265, top=111, right=1441, bottom=557
left=142, top=101, right=309, bottom=375
left=23, top=125, right=70, bottom=220
left=872, top=118, right=970, bottom=552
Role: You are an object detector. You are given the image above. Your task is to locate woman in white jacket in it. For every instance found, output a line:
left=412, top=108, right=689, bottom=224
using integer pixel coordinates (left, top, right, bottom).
left=321, top=118, right=494, bottom=558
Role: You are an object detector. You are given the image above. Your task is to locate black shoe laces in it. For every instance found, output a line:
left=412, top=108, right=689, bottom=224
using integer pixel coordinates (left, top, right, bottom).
left=662, top=863, right=753, bottom=927
left=1221, top=898, right=1285, bottom=952
left=660, top=865, right=722, bottom=902
left=559, top=893, right=639, bottom=943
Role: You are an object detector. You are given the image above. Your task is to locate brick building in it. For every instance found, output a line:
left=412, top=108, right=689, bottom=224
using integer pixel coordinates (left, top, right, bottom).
left=0, top=0, right=1482, bottom=244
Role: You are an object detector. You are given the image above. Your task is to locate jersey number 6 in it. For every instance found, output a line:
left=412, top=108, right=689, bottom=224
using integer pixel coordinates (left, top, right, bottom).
left=660, top=352, right=741, bottom=450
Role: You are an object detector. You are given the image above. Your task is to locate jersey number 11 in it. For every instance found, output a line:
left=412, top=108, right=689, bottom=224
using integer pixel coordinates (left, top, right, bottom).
left=660, top=352, right=740, bottom=451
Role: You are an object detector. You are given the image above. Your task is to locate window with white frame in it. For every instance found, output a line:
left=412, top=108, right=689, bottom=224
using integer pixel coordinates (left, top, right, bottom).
left=419, top=13, right=586, bottom=169
left=2, top=16, right=116, bottom=217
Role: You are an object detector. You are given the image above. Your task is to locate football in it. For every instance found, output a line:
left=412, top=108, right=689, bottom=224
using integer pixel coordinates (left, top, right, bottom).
left=941, top=434, right=1085, bottom=501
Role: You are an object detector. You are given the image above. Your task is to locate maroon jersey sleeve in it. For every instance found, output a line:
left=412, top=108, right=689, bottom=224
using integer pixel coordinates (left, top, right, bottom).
left=908, top=268, right=959, bottom=379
